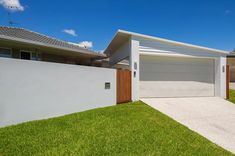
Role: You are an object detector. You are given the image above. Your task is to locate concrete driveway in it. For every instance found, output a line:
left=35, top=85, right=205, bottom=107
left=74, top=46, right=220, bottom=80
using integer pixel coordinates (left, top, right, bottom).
left=141, top=97, right=235, bottom=154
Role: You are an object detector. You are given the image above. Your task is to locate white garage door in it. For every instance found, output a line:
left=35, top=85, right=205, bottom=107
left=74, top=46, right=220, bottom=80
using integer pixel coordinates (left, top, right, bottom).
left=139, top=55, right=215, bottom=98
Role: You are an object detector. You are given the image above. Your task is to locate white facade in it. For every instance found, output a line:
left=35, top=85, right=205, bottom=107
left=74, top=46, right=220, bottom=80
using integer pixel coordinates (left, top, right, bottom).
left=130, top=37, right=140, bottom=101
left=137, top=36, right=227, bottom=99
left=105, top=30, right=228, bottom=100
left=0, top=58, right=116, bottom=127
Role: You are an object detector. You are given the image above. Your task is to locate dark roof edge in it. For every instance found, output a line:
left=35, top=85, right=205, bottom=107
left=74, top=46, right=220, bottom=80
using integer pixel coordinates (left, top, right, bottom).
left=0, top=34, right=106, bottom=57
left=0, top=26, right=105, bottom=57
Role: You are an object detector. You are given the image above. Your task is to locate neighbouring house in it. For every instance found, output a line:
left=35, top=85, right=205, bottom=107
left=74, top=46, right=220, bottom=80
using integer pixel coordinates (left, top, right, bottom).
left=227, top=51, right=235, bottom=82
left=0, top=27, right=105, bottom=66
left=105, top=30, right=229, bottom=101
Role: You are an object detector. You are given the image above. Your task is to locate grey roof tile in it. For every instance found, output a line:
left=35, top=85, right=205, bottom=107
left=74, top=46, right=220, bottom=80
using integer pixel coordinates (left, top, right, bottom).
left=0, top=26, right=105, bottom=57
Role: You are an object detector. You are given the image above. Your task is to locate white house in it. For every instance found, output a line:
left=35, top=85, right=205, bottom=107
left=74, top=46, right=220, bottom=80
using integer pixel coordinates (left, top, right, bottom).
left=105, top=30, right=229, bottom=101
left=0, top=27, right=230, bottom=127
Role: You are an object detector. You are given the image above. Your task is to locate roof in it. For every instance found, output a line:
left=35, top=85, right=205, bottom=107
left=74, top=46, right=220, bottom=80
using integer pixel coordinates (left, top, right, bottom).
left=0, top=27, right=105, bottom=57
left=105, top=29, right=229, bottom=55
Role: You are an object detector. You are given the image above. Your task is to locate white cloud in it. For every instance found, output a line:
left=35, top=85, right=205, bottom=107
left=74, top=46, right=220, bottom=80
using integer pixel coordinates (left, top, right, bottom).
left=63, top=29, right=77, bottom=37
left=0, top=0, right=24, bottom=11
left=78, top=41, right=93, bottom=49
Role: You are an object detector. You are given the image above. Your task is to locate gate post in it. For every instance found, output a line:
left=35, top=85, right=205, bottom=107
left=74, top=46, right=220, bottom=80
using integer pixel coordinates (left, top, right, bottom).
left=226, top=65, right=230, bottom=99
left=129, top=37, right=139, bottom=101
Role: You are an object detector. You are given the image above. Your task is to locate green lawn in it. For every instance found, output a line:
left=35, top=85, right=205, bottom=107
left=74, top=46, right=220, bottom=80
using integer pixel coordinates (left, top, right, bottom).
left=228, top=89, right=235, bottom=104
left=0, top=101, right=233, bottom=156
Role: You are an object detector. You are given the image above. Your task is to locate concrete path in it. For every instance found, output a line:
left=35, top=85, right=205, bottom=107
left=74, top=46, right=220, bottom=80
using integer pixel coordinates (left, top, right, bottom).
left=141, top=97, right=235, bottom=154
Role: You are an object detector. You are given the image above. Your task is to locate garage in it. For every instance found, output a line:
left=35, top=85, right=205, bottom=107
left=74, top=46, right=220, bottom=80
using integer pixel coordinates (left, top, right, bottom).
left=139, top=55, right=215, bottom=98
left=105, top=30, right=228, bottom=101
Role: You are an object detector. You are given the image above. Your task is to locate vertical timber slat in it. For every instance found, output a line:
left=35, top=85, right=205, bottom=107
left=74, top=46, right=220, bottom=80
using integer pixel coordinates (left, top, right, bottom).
left=117, top=69, right=132, bottom=104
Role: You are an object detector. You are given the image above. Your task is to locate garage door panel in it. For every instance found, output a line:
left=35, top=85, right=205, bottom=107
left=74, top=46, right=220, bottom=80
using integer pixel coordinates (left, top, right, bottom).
left=140, top=72, right=214, bottom=83
left=139, top=56, right=215, bottom=98
left=143, top=56, right=214, bottom=64
left=140, top=64, right=214, bottom=73
left=140, top=81, right=214, bottom=97
left=140, top=60, right=215, bottom=66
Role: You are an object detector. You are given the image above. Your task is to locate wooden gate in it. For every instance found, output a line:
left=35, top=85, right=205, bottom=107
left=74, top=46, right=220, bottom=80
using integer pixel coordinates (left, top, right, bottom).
left=117, top=69, right=132, bottom=104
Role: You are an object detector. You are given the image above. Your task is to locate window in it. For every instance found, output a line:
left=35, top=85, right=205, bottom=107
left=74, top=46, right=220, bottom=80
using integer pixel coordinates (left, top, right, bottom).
left=20, top=51, right=31, bottom=60
left=0, top=48, right=11, bottom=58
left=31, top=52, right=37, bottom=60
left=20, top=50, right=40, bottom=60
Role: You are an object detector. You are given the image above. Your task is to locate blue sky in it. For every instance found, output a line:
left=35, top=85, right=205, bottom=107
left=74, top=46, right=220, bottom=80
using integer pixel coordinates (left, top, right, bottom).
left=0, top=0, right=234, bottom=52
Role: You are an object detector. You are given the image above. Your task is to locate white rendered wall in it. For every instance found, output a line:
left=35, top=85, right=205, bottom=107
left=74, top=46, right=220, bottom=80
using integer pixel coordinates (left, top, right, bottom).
left=0, top=58, right=116, bottom=127
left=130, top=37, right=140, bottom=101
left=215, top=57, right=227, bottom=98
left=138, top=37, right=226, bottom=58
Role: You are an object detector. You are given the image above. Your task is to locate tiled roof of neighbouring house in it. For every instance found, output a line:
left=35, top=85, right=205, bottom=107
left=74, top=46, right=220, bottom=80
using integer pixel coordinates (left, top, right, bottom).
left=0, top=26, right=105, bottom=57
